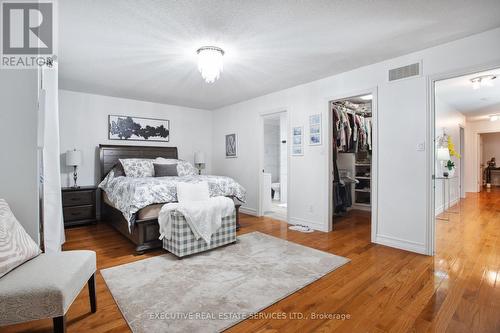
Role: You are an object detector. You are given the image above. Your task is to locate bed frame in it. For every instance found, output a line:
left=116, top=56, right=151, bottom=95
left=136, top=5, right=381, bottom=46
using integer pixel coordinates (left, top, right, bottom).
left=99, top=144, right=241, bottom=254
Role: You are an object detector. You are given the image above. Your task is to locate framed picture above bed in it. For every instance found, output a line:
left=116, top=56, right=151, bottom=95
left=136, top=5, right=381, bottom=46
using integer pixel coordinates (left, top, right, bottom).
left=225, top=133, right=237, bottom=158
left=108, top=115, right=170, bottom=142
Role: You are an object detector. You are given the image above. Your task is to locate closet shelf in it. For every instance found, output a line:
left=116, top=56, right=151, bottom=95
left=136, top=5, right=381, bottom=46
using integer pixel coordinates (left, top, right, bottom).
left=355, top=188, right=371, bottom=192
left=355, top=163, right=371, bottom=166
left=355, top=176, right=371, bottom=180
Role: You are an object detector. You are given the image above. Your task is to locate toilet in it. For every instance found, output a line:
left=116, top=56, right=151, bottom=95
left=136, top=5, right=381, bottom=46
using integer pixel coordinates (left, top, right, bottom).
left=271, top=183, right=280, bottom=201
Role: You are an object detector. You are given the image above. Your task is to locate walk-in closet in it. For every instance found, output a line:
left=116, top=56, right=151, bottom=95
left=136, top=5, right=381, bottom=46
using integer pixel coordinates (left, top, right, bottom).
left=331, top=94, right=373, bottom=223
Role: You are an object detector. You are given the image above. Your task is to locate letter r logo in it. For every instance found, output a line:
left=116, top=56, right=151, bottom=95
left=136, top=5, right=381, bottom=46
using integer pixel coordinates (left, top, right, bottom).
left=2, top=1, right=53, bottom=54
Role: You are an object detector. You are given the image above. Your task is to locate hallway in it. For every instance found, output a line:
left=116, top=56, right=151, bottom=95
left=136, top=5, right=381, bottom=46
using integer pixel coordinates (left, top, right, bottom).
left=433, top=188, right=499, bottom=332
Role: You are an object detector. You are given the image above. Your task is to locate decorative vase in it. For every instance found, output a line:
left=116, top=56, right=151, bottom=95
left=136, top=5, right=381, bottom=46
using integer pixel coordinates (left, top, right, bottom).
left=448, top=168, right=455, bottom=177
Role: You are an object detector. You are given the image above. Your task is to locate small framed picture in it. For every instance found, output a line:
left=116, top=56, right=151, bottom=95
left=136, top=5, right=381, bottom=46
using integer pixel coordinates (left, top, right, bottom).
left=225, top=133, right=237, bottom=158
left=308, top=113, right=322, bottom=145
left=293, top=135, right=302, bottom=145
left=292, top=145, right=303, bottom=155
left=291, top=126, right=304, bottom=156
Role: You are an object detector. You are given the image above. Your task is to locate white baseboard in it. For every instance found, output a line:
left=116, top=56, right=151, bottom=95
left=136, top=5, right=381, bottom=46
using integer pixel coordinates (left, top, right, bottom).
left=265, top=212, right=288, bottom=222
left=435, top=197, right=460, bottom=216
left=289, top=216, right=328, bottom=232
left=351, top=204, right=371, bottom=212
left=375, top=234, right=426, bottom=255
left=239, top=206, right=258, bottom=216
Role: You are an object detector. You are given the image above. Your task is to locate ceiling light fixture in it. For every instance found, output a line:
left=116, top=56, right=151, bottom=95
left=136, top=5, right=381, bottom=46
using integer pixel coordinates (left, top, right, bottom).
left=490, top=114, right=499, bottom=122
left=197, top=46, right=224, bottom=83
left=470, top=74, right=497, bottom=90
left=360, top=94, right=373, bottom=101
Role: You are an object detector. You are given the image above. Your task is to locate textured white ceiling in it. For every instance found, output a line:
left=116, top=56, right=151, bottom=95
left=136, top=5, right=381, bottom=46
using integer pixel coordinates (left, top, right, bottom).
left=436, top=68, right=500, bottom=121
left=59, top=0, right=500, bottom=110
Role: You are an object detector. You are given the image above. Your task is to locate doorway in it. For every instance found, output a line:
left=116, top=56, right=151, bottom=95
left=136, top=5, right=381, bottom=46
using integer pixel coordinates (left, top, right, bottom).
left=328, top=89, right=378, bottom=239
left=259, top=111, right=288, bottom=221
left=479, top=132, right=500, bottom=190
left=430, top=65, right=500, bottom=254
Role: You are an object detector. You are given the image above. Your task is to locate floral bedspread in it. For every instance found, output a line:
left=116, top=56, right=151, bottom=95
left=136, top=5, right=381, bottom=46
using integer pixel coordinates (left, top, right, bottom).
left=99, top=173, right=246, bottom=225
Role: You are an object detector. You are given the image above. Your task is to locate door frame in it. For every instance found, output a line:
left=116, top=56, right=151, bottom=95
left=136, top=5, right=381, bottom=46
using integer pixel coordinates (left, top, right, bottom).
left=459, top=125, right=465, bottom=198
left=326, top=87, right=379, bottom=242
left=257, top=108, right=290, bottom=223
left=426, top=61, right=500, bottom=255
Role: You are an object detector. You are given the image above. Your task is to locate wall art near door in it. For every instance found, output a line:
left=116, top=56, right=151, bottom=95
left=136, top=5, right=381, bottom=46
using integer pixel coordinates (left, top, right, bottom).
left=225, top=133, right=237, bottom=158
left=308, top=113, right=322, bottom=145
left=291, top=126, right=304, bottom=156
left=109, top=115, right=170, bottom=142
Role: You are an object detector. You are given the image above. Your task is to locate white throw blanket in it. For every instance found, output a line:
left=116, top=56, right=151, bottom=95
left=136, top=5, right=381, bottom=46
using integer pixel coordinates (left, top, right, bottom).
left=158, top=196, right=235, bottom=244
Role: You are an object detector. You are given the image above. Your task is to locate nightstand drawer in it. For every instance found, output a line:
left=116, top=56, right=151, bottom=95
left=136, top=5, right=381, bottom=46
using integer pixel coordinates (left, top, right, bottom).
left=63, top=205, right=95, bottom=222
left=62, top=190, right=94, bottom=207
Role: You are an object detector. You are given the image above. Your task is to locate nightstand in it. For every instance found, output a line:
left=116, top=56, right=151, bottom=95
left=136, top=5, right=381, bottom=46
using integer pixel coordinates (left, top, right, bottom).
left=61, top=186, right=98, bottom=227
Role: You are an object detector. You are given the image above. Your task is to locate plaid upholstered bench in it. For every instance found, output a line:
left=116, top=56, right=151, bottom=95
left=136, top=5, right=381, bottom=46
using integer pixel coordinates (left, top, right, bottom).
left=163, top=211, right=237, bottom=258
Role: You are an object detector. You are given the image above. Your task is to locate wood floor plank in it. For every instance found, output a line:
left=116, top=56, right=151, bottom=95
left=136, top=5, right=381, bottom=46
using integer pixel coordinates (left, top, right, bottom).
left=3, top=188, right=499, bottom=332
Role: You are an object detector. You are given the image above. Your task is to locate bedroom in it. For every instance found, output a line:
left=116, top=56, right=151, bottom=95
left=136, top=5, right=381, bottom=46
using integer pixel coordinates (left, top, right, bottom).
left=1, top=1, right=500, bottom=333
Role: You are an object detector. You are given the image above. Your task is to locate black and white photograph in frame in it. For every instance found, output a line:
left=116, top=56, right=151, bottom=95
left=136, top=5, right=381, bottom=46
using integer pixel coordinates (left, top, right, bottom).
left=308, top=113, right=322, bottom=145
left=225, top=133, right=237, bottom=158
left=291, top=126, right=304, bottom=156
left=109, top=115, right=170, bottom=142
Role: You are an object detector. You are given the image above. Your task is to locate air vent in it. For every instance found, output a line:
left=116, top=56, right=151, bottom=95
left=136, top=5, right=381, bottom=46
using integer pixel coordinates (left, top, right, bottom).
left=388, top=62, right=421, bottom=82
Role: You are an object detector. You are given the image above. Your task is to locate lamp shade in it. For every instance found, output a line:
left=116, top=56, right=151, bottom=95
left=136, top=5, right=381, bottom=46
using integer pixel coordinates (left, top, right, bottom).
left=194, top=152, right=205, bottom=164
left=436, top=148, right=450, bottom=161
left=66, top=149, right=82, bottom=166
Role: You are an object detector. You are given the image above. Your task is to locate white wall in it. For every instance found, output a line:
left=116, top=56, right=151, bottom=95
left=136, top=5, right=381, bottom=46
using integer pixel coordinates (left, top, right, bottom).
left=0, top=70, right=40, bottom=243
left=434, top=97, right=465, bottom=214
left=465, top=118, right=500, bottom=192
left=212, top=27, right=500, bottom=254
left=59, top=90, right=213, bottom=187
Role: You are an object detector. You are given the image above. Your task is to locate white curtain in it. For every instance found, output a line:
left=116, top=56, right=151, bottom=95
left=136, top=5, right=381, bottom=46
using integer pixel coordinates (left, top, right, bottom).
left=40, top=64, right=65, bottom=252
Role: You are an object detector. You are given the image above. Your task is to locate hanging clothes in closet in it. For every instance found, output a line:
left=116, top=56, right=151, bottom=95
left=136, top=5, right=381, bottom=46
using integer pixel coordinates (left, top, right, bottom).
left=332, top=104, right=372, bottom=153
left=331, top=101, right=372, bottom=215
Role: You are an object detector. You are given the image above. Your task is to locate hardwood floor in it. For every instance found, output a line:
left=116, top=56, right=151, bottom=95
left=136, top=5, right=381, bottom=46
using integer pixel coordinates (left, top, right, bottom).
left=3, top=189, right=499, bottom=333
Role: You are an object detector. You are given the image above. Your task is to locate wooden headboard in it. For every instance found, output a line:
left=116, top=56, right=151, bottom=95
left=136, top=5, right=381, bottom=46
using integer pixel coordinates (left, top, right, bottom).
left=99, top=144, right=178, bottom=179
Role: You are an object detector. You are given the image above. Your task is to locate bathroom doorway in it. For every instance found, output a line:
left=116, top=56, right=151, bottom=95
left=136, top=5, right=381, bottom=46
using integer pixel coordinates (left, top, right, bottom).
left=259, top=111, right=288, bottom=221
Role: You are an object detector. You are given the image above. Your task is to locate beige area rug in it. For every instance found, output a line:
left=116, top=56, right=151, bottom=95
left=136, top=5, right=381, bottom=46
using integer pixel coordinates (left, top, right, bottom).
left=101, top=231, right=349, bottom=333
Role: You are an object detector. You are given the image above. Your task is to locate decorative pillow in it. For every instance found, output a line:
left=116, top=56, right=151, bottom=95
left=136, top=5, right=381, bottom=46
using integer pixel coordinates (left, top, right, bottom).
left=177, top=160, right=199, bottom=176
left=177, top=182, right=210, bottom=203
left=111, top=162, right=126, bottom=177
left=154, top=163, right=178, bottom=177
left=0, top=199, right=41, bottom=278
left=119, top=158, right=154, bottom=178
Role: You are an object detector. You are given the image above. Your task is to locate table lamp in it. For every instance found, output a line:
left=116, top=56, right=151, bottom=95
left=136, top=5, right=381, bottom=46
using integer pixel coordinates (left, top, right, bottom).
left=66, top=149, right=82, bottom=188
left=194, top=152, right=206, bottom=175
left=436, top=147, right=450, bottom=177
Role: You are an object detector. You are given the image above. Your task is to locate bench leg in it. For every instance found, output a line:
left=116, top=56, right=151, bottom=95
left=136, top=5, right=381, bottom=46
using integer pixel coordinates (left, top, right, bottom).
left=88, top=273, right=97, bottom=313
left=53, top=315, right=66, bottom=333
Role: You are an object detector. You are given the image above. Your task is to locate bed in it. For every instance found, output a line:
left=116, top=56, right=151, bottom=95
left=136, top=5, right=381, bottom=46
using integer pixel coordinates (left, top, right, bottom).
left=98, top=144, right=245, bottom=254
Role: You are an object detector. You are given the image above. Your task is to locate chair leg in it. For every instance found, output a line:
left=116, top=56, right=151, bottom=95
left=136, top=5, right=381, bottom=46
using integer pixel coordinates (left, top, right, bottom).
left=53, top=315, right=66, bottom=333
left=88, top=273, right=97, bottom=313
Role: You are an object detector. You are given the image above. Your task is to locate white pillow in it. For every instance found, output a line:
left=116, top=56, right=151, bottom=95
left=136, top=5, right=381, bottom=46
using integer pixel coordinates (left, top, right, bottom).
left=155, top=157, right=178, bottom=165
left=0, top=199, right=41, bottom=278
left=119, top=158, right=154, bottom=178
left=176, top=182, right=210, bottom=203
